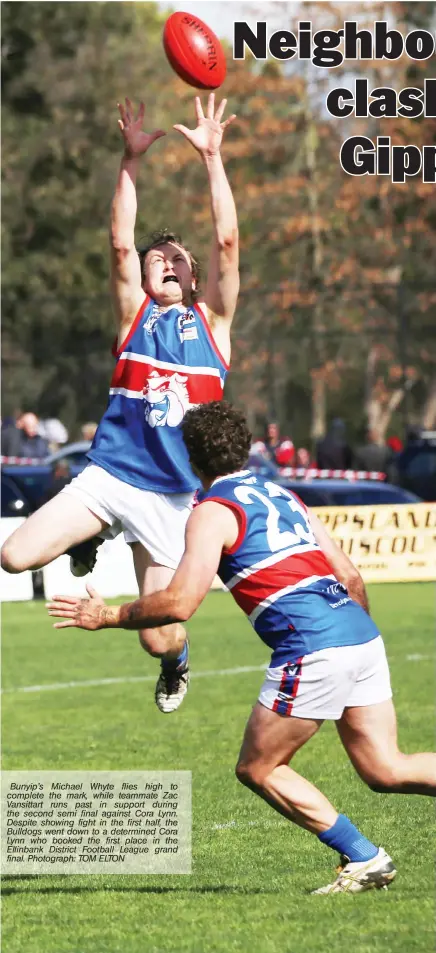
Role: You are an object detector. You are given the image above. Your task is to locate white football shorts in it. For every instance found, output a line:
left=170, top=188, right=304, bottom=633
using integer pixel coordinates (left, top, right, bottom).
left=60, top=463, right=193, bottom=569
left=258, top=635, right=392, bottom=720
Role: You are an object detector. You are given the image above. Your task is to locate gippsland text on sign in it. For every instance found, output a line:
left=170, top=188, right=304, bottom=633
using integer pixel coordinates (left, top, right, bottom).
left=314, top=502, right=436, bottom=583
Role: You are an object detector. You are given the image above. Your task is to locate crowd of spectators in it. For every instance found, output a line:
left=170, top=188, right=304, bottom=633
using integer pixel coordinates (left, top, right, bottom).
left=1, top=412, right=98, bottom=460
left=251, top=418, right=405, bottom=478
left=0, top=410, right=410, bottom=481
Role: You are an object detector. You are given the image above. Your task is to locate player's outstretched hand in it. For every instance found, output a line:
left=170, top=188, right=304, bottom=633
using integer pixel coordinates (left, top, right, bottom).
left=173, top=93, right=236, bottom=157
left=118, top=98, right=166, bottom=158
left=46, top=584, right=107, bottom=630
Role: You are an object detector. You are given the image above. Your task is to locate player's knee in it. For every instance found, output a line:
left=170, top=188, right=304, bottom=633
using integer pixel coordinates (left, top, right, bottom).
left=1, top=539, right=28, bottom=574
left=367, top=778, right=395, bottom=793
left=138, top=623, right=186, bottom=658
left=235, top=761, right=253, bottom=787
left=235, top=760, right=264, bottom=790
left=138, top=628, right=168, bottom=657
left=365, top=763, right=402, bottom=793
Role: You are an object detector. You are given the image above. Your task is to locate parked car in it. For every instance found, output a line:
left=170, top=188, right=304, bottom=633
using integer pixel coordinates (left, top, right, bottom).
left=279, top=479, right=422, bottom=508
left=46, top=441, right=91, bottom=470
left=1, top=442, right=92, bottom=513
left=1, top=464, right=55, bottom=511
left=247, top=455, right=422, bottom=505
left=1, top=473, right=32, bottom=518
left=247, top=453, right=279, bottom=478
left=1, top=447, right=422, bottom=519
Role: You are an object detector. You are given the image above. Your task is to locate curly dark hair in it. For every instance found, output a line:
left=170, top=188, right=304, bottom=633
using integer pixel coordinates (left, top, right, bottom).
left=181, top=401, right=252, bottom=479
left=136, top=228, right=201, bottom=301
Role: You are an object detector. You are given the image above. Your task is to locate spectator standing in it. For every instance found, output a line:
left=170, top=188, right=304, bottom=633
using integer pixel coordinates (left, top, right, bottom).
left=9, top=413, right=49, bottom=460
left=38, top=418, right=69, bottom=453
left=2, top=422, right=22, bottom=457
left=80, top=422, right=98, bottom=442
left=252, top=421, right=295, bottom=467
left=295, top=447, right=313, bottom=469
left=1, top=409, right=23, bottom=457
left=387, top=436, right=403, bottom=455
left=352, top=428, right=391, bottom=474
left=385, top=436, right=403, bottom=483
left=316, top=419, right=352, bottom=470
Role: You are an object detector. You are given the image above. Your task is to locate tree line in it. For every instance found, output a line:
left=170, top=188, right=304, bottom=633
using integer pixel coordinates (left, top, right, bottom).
left=2, top=1, right=435, bottom=447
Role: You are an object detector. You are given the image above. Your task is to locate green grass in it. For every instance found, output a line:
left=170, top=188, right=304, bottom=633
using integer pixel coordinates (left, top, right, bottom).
left=1, top=583, right=435, bottom=953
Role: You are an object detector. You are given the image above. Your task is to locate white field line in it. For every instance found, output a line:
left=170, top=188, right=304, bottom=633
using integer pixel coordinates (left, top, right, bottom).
left=2, top=655, right=433, bottom=697
left=210, top=819, right=286, bottom=831
left=1, top=664, right=268, bottom=695
left=405, top=654, right=433, bottom=662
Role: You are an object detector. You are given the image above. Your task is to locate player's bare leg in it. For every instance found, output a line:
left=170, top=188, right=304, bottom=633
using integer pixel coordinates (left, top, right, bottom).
left=236, top=702, right=336, bottom=831
left=337, top=699, right=436, bottom=796
left=131, top=543, right=189, bottom=713
left=236, top=702, right=396, bottom=894
left=0, top=494, right=109, bottom=573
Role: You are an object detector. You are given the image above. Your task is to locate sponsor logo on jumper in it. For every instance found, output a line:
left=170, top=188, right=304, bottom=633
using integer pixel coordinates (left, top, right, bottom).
left=144, top=307, right=162, bottom=335
left=178, top=310, right=198, bottom=343
left=143, top=304, right=178, bottom=335
left=329, top=596, right=352, bottom=609
left=326, top=582, right=346, bottom=596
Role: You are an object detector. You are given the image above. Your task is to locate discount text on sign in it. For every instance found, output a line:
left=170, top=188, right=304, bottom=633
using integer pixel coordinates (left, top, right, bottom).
left=315, top=503, right=436, bottom=583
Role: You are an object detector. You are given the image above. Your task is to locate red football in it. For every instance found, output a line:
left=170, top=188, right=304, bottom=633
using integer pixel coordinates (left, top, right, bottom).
left=163, top=12, right=226, bottom=90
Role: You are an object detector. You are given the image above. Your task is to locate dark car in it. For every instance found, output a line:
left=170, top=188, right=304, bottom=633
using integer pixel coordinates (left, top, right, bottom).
left=395, top=432, right=436, bottom=502
left=279, top=479, right=422, bottom=508
left=1, top=441, right=92, bottom=513
left=1, top=473, right=32, bottom=518
left=248, top=455, right=422, bottom=506
left=247, top=454, right=279, bottom=479
left=46, top=441, right=91, bottom=470
left=1, top=448, right=422, bottom=518
left=1, top=464, right=55, bottom=511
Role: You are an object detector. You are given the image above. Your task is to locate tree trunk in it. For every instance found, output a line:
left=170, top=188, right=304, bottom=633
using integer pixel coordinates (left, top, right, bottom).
left=364, top=344, right=405, bottom=441
left=306, top=118, right=326, bottom=442
left=311, top=372, right=327, bottom=442
left=421, top=375, right=436, bottom=429
left=377, top=388, right=405, bottom=440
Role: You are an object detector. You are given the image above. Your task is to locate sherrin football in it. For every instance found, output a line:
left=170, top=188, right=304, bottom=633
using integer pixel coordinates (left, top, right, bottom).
left=163, top=12, right=226, bottom=90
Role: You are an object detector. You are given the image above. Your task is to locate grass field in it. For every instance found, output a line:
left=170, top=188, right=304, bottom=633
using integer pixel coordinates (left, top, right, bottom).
left=1, top=582, right=435, bottom=953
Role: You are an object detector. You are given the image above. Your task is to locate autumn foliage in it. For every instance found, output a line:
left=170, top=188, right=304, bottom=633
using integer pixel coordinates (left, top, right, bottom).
left=2, top=1, right=435, bottom=443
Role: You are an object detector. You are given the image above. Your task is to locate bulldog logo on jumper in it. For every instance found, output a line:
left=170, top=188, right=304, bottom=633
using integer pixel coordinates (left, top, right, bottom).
left=143, top=371, right=190, bottom=428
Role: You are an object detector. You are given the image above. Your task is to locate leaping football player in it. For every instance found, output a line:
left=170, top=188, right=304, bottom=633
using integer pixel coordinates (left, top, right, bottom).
left=2, top=95, right=239, bottom=714
left=48, top=401, right=436, bottom=894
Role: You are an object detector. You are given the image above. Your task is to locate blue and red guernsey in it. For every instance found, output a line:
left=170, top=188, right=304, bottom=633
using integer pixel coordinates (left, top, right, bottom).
left=199, top=471, right=379, bottom=664
left=88, top=297, right=228, bottom=492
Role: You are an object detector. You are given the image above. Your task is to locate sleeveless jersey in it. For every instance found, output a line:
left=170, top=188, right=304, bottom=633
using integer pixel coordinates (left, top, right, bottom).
left=88, top=297, right=228, bottom=492
left=199, top=470, right=379, bottom=665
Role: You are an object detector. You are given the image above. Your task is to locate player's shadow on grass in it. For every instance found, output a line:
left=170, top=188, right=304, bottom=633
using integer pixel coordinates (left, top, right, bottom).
left=1, top=880, right=274, bottom=896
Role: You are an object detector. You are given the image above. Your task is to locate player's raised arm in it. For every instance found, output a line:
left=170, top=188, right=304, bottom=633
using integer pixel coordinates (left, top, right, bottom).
left=174, top=95, right=239, bottom=332
left=308, top=511, right=370, bottom=613
left=110, top=98, right=166, bottom=339
left=46, top=502, right=238, bottom=632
